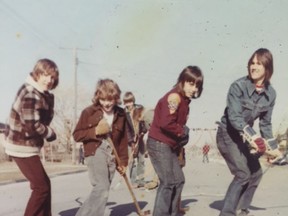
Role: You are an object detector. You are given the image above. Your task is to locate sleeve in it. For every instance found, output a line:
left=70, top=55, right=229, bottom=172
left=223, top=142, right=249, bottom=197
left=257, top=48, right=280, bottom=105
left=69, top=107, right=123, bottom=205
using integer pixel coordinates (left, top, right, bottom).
left=158, top=93, right=185, bottom=138
left=73, top=109, right=98, bottom=142
left=226, top=82, right=247, bottom=131
left=259, top=96, right=276, bottom=139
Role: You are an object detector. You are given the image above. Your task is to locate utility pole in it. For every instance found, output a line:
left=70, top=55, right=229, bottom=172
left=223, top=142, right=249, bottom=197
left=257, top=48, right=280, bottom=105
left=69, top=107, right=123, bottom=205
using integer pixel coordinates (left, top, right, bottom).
left=60, top=46, right=90, bottom=164
left=72, top=47, right=78, bottom=164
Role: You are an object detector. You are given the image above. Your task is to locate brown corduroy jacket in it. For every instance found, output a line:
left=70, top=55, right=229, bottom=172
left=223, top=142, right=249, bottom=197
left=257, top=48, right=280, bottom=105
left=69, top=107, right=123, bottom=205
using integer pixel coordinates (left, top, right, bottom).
left=73, top=104, right=129, bottom=166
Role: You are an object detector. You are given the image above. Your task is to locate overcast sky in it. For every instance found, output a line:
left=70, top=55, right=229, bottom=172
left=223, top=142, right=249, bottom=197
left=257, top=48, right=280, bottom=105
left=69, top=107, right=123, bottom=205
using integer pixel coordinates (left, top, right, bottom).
left=1, top=0, right=288, bottom=137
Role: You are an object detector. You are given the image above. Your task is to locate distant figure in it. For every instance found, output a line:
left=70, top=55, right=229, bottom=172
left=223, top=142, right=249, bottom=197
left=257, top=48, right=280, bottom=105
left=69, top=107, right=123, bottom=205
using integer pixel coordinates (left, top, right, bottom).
left=79, top=144, right=85, bottom=165
left=202, top=143, right=210, bottom=163
left=123, top=91, right=147, bottom=188
left=5, top=59, right=59, bottom=216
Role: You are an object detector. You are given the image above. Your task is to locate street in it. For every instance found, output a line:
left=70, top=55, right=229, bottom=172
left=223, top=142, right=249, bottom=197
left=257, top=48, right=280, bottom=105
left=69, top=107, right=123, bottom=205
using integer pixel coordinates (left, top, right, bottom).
left=0, top=153, right=287, bottom=216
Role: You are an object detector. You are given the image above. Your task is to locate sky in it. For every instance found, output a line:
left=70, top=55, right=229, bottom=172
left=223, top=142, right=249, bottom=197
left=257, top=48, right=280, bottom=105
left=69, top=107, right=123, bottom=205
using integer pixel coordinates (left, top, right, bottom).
left=1, top=0, right=288, bottom=141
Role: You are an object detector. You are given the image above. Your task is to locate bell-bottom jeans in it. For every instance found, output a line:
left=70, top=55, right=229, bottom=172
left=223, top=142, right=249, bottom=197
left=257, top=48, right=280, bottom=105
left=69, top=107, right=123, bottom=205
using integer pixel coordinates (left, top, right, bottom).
left=147, top=137, right=185, bottom=216
left=76, top=140, right=116, bottom=216
left=216, top=126, right=263, bottom=216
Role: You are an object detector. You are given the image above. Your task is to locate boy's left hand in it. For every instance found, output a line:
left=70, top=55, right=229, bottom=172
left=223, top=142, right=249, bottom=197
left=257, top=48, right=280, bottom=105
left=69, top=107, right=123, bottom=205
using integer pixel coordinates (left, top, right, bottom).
left=116, top=165, right=126, bottom=176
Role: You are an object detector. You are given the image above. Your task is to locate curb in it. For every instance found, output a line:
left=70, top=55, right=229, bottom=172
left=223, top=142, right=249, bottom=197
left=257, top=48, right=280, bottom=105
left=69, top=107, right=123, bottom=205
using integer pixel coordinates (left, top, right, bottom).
left=0, top=168, right=87, bottom=186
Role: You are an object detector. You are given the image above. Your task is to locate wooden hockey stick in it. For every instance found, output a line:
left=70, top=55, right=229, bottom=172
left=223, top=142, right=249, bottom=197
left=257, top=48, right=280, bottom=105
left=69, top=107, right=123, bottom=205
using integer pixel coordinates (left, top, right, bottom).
left=107, top=137, right=150, bottom=216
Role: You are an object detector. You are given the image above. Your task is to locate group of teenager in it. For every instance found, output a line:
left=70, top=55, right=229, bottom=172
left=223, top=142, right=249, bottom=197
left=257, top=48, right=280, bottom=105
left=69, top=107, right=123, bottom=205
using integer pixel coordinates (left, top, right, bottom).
left=4, top=47, right=284, bottom=216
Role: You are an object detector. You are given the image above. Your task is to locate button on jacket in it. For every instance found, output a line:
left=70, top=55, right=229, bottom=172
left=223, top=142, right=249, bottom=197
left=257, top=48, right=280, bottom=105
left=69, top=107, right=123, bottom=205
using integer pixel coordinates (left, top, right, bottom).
left=220, top=76, right=276, bottom=139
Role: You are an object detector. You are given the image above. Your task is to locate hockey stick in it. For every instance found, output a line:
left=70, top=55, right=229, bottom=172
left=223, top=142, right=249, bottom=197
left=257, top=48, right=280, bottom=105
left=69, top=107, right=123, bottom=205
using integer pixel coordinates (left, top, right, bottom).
left=107, top=137, right=150, bottom=216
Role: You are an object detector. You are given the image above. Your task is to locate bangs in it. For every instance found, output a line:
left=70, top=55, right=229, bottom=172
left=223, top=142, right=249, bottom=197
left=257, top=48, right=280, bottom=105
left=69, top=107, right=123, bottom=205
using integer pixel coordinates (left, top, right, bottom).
left=98, top=90, right=118, bottom=101
left=93, top=79, right=122, bottom=105
left=186, top=73, right=203, bottom=87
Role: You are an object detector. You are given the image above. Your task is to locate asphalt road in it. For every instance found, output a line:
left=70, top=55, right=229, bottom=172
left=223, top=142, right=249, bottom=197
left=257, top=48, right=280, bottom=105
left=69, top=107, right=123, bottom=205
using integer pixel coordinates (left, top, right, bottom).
left=0, top=154, right=287, bottom=216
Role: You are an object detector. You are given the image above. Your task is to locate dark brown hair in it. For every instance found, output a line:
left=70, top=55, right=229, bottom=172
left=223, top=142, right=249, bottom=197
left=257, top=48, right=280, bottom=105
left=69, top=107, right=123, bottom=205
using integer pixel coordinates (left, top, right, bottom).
left=174, top=66, right=204, bottom=98
left=247, top=48, right=273, bottom=85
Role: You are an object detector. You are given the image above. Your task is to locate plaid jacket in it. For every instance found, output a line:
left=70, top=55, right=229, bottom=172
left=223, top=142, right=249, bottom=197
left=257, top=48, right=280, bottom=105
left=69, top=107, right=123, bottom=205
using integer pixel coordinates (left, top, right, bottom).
left=5, top=75, right=56, bottom=157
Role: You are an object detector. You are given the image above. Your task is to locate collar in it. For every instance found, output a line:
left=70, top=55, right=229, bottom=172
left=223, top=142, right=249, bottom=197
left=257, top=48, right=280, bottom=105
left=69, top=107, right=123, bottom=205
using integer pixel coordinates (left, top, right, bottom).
left=246, top=77, right=269, bottom=97
left=25, top=75, right=46, bottom=93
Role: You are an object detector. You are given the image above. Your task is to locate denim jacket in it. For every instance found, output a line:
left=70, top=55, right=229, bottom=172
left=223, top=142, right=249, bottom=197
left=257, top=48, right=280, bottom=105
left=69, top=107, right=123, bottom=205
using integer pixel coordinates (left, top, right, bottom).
left=220, top=76, right=276, bottom=139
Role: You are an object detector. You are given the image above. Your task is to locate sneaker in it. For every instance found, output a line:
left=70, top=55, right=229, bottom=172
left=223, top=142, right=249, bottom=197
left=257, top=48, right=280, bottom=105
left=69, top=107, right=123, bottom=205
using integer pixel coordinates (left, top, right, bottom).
left=144, top=181, right=159, bottom=190
left=131, top=183, right=139, bottom=189
left=178, top=206, right=190, bottom=214
left=237, top=209, right=254, bottom=216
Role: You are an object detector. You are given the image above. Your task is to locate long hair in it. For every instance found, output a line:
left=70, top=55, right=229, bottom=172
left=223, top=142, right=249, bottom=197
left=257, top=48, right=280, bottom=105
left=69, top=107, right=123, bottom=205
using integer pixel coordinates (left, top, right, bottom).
left=92, top=79, right=122, bottom=105
left=174, top=66, right=204, bottom=98
left=247, top=48, right=273, bottom=85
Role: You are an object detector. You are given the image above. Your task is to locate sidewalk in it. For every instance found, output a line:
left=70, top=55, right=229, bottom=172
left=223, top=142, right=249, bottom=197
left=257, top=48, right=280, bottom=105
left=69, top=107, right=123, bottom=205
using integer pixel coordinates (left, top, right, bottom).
left=0, top=160, right=87, bottom=185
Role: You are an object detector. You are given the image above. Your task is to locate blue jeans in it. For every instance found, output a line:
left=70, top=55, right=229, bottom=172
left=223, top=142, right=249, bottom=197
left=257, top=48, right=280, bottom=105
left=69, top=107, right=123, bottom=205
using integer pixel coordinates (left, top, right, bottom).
left=76, top=140, right=116, bottom=216
left=129, top=138, right=146, bottom=186
left=216, top=127, right=263, bottom=216
left=147, top=137, right=185, bottom=216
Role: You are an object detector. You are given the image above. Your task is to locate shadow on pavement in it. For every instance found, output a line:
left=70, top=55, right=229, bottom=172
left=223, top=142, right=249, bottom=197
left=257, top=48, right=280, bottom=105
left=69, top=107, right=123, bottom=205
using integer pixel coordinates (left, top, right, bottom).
left=210, top=199, right=224, bottom=211
left=210, top=200, right=268, bottom=213
left=58, top=201, right=117, bottom=216
left=59, top=207, right=79, bottom=216
left=109, top=201, right=148, bottom=216
left=249, top=205, right=266, bottom=211
left=181, top=198, right=197, bottom=207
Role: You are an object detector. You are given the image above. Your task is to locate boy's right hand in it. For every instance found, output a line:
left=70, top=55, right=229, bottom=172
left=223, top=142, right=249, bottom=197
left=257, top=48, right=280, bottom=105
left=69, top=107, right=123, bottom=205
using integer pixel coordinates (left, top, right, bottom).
left=95, top=119, right=110, bottom=135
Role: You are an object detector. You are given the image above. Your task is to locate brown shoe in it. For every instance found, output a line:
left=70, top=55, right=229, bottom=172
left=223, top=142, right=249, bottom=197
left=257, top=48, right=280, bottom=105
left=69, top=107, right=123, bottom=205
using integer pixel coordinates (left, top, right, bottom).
left=178, top=206, right=190, bottom=214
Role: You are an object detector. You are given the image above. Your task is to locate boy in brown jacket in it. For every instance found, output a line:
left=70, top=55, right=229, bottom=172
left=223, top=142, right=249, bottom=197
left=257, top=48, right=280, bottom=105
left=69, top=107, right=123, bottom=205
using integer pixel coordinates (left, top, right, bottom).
left=73, top=78, right=128, bottom=216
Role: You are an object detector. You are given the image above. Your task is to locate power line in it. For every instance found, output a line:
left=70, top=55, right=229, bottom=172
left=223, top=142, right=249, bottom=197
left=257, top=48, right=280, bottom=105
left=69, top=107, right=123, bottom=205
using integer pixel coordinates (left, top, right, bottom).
left=0, top=1, right=58, bottom=47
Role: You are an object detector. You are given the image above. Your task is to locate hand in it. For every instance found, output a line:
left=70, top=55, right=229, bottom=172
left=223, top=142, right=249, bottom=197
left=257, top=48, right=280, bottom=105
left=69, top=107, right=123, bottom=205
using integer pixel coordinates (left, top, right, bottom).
left=254, top=137, right=266, bottom=153
left=46, top=128, right=56, bottom=142
left=178, top=126, right=190, bottom=146
left=266, top=148, right=283, bottom=161
left=116, top=165, right=126, bottom=176
left=133, top=135, right=138, bottom=143
left=95, top=119, right=110, bottom=135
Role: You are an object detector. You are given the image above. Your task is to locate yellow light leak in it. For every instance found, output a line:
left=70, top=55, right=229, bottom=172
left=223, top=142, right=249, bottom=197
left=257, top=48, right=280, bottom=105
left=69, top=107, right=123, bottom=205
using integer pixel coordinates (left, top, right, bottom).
left=112, top=4, right=169, bottom=56
left=16, top=32, right=21, bottom=39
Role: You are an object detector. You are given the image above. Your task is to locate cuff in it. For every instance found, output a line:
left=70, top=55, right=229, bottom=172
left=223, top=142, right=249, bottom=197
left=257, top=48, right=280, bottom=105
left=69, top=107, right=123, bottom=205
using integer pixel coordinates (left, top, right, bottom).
left=242, top=125, right=259, bottom=140
left=266, top=138, right=278, bottom=150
